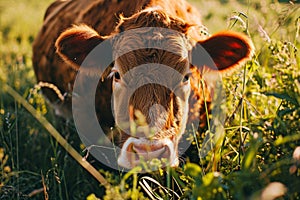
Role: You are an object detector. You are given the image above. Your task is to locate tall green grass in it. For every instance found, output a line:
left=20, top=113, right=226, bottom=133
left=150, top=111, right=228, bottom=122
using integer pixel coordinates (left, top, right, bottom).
left=1, top=0, right=299, bottom=199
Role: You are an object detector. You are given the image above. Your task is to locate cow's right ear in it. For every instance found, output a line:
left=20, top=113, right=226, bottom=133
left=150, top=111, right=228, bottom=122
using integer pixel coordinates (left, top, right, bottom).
left=55, top=25, right=105, bottom=69
left=192, top=31, right=254, bottom=74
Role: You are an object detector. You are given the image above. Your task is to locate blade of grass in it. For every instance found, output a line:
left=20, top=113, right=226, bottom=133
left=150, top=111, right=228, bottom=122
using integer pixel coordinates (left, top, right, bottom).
left=3, top=83, right=109, bottom=186
left=274, top=133, right=300, bottom=146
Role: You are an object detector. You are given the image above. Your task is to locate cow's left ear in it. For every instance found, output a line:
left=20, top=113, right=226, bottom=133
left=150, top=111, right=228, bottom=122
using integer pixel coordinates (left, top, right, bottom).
left=55, top=24, right=111, bottom=70
left=192, top=31, right=254, bottom=73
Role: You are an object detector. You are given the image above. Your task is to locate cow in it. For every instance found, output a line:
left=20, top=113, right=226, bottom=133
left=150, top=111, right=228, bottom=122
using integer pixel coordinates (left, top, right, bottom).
left=32, top=0, right=254, bottom=170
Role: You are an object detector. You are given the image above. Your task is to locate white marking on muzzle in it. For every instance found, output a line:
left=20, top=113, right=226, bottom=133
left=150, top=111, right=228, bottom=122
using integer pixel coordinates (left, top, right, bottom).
left=117, top=137, right=178, bottom=169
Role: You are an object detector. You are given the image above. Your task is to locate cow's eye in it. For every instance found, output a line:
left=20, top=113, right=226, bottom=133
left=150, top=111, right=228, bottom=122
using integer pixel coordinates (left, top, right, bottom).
left=182, top=73, right=191, bottom=83
left=114, top=71, right=121, bottom=81
left=109, top=68, right=122, bottom=82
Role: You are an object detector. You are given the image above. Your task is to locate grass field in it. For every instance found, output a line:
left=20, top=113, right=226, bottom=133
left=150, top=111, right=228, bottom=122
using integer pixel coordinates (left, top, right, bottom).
left=0, top=0, right=300, bottom=199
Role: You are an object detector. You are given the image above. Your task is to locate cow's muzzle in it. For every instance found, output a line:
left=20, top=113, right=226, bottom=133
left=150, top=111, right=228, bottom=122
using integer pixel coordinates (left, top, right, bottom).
left=117, top=137, right=178, bottom=169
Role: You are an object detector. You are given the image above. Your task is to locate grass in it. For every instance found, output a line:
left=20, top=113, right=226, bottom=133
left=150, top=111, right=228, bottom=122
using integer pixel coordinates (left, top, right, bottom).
left=0, top=0, right=300, bottom=199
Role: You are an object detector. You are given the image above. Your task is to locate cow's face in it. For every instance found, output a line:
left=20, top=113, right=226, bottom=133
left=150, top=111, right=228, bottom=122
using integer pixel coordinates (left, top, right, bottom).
left=105, top=10, right=195, bottom=168
left=55, top=9, right=254, bottom=169
left=111, top=29, right=192, bottom=168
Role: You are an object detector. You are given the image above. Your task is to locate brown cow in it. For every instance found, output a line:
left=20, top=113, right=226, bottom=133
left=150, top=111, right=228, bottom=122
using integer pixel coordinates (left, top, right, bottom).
left=32, top=0, right=254, bottom=169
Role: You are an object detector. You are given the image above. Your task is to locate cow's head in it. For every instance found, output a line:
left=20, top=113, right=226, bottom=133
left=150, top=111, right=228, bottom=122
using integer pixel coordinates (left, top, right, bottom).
left=55, top=9, right=254, bottom=169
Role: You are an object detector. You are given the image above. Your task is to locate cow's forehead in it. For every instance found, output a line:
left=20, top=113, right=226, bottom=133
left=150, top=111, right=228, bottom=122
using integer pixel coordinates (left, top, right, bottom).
left=112, top=28, right=191, bottom=74
left=112, top=27, right=191, bottom=55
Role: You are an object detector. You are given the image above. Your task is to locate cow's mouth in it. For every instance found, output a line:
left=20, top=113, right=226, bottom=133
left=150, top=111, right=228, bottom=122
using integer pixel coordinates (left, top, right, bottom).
left=117, top=137, right=178, bottom=169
